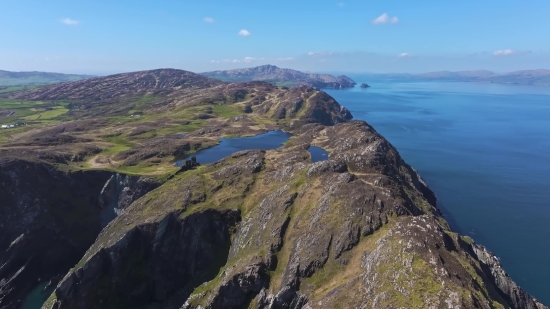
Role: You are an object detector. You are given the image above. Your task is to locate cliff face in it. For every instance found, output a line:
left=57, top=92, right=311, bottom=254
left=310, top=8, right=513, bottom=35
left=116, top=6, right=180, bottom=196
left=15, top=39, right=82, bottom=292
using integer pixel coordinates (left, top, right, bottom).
left=0, top=159, right=112, bottom=308
left=43, top=121, right=547, bottom=309
left=0, top=159, right=161, bottom=308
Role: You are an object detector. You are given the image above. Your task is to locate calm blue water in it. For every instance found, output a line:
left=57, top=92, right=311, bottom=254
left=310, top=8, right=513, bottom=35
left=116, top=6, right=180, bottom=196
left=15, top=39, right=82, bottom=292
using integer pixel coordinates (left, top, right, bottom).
left=176, top=130, right=291, bottom=165
left=308, top=146, right=329, bottom=163
left=20, top=282, right=54, bottom=309
left=326, top=78, right=550, bottom=303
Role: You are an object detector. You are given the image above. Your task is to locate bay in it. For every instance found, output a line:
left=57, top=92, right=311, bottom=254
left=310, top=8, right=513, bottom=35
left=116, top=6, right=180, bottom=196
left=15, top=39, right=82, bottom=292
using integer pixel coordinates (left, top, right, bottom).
left=326, top=77, right=550, bottom=303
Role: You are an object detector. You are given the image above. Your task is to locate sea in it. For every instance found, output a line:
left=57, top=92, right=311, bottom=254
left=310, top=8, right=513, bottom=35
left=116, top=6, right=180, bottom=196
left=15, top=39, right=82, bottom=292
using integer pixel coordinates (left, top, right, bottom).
left=325, top=77, right=550, bottom=303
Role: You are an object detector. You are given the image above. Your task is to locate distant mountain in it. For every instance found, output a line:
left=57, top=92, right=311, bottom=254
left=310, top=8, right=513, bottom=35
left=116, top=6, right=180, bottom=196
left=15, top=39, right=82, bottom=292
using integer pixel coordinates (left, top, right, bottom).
left=0, top=70, right=93, bottom=86
left=7, top=68, right=220, bottom=102
left=409, top=70, right=550, bottom=86
left=418, top=70, right=496, bottom=79
left=202, top=64, right=356, bottom=89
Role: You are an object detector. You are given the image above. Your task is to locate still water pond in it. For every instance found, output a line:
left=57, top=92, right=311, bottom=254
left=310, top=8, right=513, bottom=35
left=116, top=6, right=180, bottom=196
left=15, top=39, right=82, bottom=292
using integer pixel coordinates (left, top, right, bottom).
left=176, top=130, right=291, bottom=165
left=308, top=146, right=329, bottom=163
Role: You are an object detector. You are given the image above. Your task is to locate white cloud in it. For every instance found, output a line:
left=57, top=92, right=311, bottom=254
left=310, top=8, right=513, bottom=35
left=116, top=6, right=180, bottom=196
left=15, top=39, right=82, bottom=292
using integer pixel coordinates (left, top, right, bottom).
left=210, top=56, right=293, bottom=64
left=308, top=51, right=333, bottom=57
left=493, top=49, right=531, bottom=56
left=60, top=18, right=79, bottom=26
left=398, top=53, right=412, bottom=58
left=371, top=13, right=399, bottom=25
left=238, top=29, right=251, bottom=37
left=204, top=17, right=215, bottom=23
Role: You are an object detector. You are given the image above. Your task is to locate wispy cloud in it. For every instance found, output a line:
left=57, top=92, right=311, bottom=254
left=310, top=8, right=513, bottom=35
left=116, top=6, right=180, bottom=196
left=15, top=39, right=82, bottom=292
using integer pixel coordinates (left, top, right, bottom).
left=60, top=18, right=79, bottom=26
left=238, top=29, right=251, bottom=37
left=371, top=13, right=399, bottom=25
left=308, top=51, right=334, bottom=57
left=204, top=17, right=215, bottom=23
left=398, top=53, right=412, bottom=58
left=493, top=49, right=531, bottom=56
left=210, top=56, right=294, bottom=64
left=337, top=2, right=345, bottom=7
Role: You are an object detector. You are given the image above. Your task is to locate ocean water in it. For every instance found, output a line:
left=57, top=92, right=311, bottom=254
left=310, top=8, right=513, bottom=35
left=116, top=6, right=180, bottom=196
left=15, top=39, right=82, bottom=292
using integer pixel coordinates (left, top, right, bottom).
left=325, top=78, right=550, bottom=303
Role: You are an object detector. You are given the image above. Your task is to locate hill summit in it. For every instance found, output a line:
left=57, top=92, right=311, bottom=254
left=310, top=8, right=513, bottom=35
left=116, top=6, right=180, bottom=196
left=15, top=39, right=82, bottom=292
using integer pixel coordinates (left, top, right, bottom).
left=202, top=65, right=356, bottom=89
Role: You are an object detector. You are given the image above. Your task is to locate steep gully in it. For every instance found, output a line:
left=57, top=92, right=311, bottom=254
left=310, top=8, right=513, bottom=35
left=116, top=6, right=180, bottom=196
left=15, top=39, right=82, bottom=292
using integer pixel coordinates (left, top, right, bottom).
left=0, top=160, right=160, bottom=309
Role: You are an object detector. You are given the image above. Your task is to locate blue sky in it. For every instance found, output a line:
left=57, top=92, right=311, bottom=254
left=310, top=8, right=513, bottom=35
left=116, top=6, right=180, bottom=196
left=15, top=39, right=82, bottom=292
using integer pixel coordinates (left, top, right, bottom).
left=2, top=0, right=550, bottom=74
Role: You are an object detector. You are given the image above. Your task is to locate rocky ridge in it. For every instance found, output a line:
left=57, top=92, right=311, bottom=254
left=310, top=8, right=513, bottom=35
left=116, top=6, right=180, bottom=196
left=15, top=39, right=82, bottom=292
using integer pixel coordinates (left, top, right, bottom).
left=44, top=119, right=547, bottom=308
left=202, top=65, right=356, bottom=89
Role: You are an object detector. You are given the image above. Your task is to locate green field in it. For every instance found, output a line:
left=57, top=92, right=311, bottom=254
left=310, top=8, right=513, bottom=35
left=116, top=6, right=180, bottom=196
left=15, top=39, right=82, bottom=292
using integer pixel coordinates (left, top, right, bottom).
left=0, top=85, right=45, bottom=94
left=0, top=99, right=72, bottom=142
left=23, top=107, right=69, bottom=121
left=0, top=100, right=69, bottom=122
left=212, top=105, right=242, bottom=118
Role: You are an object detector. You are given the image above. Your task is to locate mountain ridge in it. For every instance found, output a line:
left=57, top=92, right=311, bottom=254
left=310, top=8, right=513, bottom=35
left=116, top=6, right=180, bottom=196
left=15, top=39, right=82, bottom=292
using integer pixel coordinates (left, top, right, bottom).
left=361, top=69, right=550, bottom=85
left=202, top=65, right=357, bottom=89
left=0, top=70, right=93, bottom=86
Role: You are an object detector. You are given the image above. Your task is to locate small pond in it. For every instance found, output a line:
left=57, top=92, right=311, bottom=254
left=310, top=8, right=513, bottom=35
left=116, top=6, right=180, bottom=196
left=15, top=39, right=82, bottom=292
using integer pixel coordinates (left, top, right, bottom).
left=308, top=146, right=330, bottom=163
left=176, top=130, right=291, bottom=166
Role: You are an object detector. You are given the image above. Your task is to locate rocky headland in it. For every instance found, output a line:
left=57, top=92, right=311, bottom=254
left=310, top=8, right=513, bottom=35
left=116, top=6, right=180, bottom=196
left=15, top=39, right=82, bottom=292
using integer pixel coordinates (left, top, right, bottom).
left=202, top=65, right=356, bottom=89
left=0, top=69, right=546, bottom=309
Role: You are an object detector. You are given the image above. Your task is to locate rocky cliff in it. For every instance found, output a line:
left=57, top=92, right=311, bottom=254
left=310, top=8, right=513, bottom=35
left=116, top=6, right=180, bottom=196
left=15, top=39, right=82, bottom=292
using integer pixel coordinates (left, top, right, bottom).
left=44, top=120, right=547, bottom=309
left=202, top=65, right=356, bottom=89
left=0, top=159, right=161, bottom=309
left=0, top=159, right=111, bottom=308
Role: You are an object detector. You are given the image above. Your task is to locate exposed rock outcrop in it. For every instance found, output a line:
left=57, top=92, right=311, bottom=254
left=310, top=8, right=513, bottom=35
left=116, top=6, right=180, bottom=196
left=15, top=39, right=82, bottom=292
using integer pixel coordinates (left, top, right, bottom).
left=0, top=159, right=112, bottom=308
left=99, top=173, right=162, bottom=214
left=53, top=209, right=240, bottom=309
left=43, top=121, right=546, bottom=309
left=473, top=245, right=548, bottom=309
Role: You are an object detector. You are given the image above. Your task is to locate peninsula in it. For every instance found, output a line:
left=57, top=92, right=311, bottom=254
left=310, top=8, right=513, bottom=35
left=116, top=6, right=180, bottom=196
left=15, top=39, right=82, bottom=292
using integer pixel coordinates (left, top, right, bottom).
left=0, top=69, right=546, bottom=309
